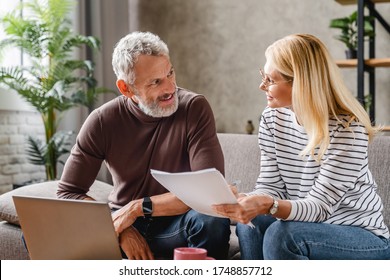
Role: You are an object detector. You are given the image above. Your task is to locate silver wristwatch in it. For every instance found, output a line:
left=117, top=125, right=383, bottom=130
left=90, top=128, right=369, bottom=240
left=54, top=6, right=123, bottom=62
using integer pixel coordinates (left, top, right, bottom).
left=269, top=197, right=279, bottom=215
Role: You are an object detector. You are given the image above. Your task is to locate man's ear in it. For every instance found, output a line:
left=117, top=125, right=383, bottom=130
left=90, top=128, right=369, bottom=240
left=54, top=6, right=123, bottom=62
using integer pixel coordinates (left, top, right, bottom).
left=116, top=80, right=134, bottom=98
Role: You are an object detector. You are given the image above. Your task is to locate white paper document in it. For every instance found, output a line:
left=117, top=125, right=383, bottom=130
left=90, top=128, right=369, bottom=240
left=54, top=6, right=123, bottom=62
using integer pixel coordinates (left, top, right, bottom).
left=150, top=168, right=237, bottom=218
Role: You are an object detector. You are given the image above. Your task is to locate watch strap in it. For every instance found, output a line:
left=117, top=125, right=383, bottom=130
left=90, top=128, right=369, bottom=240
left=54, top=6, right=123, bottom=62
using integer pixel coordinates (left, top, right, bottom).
left=142, top=197, right=153, bottom=218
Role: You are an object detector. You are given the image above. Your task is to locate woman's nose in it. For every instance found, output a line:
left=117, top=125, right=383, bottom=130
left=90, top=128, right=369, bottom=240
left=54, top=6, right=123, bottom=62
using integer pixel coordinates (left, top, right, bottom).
left=259, top=82, right=267, bottom=91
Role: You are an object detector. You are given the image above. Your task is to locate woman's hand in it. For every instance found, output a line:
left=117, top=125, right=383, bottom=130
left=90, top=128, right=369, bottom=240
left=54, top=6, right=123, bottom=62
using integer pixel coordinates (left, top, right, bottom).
left=213, top=195, right=273, bottom=224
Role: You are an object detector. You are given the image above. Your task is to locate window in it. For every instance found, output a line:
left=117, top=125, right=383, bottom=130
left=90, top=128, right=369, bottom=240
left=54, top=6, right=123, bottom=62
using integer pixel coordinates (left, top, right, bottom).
left=0, top=0, right=33, bottom=111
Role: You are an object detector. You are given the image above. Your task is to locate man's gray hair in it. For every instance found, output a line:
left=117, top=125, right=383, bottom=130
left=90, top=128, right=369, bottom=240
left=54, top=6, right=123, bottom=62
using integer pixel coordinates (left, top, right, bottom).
left=112, top=31, right=169, bottom=85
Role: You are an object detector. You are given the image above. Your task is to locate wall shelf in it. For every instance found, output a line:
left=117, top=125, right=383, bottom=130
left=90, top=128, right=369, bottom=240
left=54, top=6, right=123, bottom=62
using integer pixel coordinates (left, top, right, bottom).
left=336, top=0, right=390, bottom=5
left=334, top=0, right=390, bottom=124
left=336, top=58, right=390, bottom=67
left=381, top=126, right=390, bottom=131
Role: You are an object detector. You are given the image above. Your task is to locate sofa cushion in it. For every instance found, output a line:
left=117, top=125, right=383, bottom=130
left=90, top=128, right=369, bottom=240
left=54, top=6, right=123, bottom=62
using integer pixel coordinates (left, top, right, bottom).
left=0, top=180, right=113, bottom=226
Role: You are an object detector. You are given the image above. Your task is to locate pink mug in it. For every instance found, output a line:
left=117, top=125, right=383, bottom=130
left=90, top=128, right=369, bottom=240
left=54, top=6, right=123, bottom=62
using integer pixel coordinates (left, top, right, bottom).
left=174, top=247, right=213, bottom=260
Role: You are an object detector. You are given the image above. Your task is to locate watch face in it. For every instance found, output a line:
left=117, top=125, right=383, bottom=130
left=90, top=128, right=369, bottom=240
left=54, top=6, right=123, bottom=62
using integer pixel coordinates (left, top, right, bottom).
left=143, top=204, right=152, bottom=214
left=270, top=200, right=278, bottom=215
left=143, top=197, right=153, bottom=217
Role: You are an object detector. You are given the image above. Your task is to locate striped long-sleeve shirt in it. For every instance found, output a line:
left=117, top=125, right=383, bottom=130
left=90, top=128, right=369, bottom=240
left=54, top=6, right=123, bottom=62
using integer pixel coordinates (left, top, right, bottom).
left=250, top=107, right=389, bottom=238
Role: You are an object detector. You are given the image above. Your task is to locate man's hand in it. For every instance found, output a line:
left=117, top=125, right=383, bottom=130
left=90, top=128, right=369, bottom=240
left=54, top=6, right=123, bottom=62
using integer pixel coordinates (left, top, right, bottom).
left=119, top=226, right=154, bottom=260
left=112, top=199, right=143, bottom=235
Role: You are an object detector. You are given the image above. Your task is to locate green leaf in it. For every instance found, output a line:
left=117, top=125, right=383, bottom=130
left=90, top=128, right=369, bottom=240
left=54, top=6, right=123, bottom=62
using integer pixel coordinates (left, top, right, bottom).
left=26, top=136, right=46, bottom=165
left=329, top=9, right=375, bottom=50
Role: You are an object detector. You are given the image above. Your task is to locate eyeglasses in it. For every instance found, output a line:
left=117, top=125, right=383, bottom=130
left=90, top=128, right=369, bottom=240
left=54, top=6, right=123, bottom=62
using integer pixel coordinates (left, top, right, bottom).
left=259, top=69, right=292, bottom=89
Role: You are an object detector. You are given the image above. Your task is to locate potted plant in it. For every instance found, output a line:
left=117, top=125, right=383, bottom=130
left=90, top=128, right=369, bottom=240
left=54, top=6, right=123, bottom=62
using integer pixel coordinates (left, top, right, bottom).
left=0, top=0, right=112, bottom=181
left=329, top=10, right=375, bottom=59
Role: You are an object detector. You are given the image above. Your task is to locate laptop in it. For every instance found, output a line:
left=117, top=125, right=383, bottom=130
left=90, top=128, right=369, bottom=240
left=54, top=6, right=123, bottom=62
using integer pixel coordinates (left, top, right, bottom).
left=12, top=195, right=122, bottom=260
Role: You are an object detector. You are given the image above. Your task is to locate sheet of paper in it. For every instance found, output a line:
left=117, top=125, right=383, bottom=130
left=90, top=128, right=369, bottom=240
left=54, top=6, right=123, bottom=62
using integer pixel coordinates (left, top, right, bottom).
left=150, top=168, right=237, bottom=217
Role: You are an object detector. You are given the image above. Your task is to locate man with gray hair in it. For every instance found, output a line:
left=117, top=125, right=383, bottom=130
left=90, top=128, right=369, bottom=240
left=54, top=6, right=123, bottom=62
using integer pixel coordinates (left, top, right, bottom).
left=57, top=31, right=230, bottom=260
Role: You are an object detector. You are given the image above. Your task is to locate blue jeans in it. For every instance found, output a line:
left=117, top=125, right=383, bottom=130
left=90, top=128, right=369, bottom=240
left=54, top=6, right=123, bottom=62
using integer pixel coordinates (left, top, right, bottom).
left=236, top=215, right=390, bottom=260
left=132, top=210, right=231, bottom=259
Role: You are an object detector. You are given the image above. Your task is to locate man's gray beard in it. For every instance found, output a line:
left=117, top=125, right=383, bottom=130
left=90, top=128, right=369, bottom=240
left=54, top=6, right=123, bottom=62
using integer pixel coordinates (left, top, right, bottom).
left=136, top=90, right=179, bottom=118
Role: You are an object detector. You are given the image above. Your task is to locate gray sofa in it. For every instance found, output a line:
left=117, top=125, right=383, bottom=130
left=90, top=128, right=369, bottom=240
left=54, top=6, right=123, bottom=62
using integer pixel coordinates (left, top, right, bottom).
left=0, top=133, right=389, bottom=260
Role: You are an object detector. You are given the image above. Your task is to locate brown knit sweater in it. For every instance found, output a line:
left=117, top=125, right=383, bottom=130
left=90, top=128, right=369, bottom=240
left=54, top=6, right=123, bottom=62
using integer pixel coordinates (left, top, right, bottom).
left=57, top=88, right=224, bottom=209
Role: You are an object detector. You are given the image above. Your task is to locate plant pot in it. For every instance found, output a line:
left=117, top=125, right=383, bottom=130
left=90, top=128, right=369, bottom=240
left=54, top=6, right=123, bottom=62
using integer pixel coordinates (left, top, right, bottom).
left=345, top=49, right=357, bottom=59
left=245, top=120, right=254, bottom=134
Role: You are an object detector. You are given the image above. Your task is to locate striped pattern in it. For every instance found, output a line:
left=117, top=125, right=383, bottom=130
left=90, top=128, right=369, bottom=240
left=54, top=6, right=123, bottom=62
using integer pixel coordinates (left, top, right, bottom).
left=250, top=107, right=389, bottom=238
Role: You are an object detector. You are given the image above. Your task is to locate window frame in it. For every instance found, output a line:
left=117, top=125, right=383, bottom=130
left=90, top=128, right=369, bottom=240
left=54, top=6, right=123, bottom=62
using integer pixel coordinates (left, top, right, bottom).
left=0, top=0, right=34, bottom=111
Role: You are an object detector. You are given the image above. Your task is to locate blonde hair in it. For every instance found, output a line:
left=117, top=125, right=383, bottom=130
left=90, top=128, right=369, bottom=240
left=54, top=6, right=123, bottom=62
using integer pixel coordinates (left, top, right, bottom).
left=265, top=34, right=375, bottom=161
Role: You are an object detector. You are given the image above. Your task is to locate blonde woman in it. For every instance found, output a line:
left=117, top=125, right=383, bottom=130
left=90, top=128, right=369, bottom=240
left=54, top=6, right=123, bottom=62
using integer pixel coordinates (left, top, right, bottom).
left=213, top=34, right=390, bottom=259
